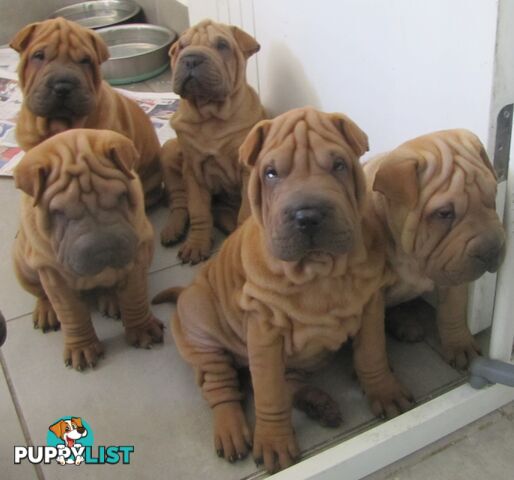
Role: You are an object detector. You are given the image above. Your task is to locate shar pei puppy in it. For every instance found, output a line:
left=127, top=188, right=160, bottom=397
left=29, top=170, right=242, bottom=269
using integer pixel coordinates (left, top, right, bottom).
left=10, top=18, right=162, bottom=206
left=365, top=129, right=505, bottom=368
left=154, top=108, right=413, bottom=473
left=13, top=129, right=164, bottom=370
left=159, top=19, right=266, bottom=263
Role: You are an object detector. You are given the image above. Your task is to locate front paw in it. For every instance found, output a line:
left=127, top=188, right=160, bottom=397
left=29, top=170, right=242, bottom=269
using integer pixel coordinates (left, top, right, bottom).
left=63, top=339, right=104, bottom=371
left=177, top=237, right=212, bottom=265
left=125, top=314, right=164, bottom=348
left=442, top=334, right=481, bottom=370
left=75, top=455, right=84, bottom=465
left=33, top=298, right=60, bottom=332
left=161, top=209, right=188, bottom=246
left=213, top=402, right=252, bottom=463
left=253, top=422, right=299, bottom=474
left=362, top=373, right=414, bottom=419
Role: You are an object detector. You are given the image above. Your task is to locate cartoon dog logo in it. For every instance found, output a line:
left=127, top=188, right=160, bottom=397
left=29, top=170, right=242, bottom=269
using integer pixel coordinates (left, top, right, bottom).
left=48, top=417, right=88, bottom=465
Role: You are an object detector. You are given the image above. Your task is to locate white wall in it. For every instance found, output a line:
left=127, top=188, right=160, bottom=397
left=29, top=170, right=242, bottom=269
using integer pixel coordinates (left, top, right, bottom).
left=253, top=0, right=499, bottom=156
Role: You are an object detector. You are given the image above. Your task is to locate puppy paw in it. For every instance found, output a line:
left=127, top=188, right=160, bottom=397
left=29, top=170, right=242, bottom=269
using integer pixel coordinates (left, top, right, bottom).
left=293, top=385, right=342, bottom=427
left=97, top=293, right=120, bottom=319
left=75, top=455, right=84, bottom=465
left=253, top=423, right=300, bottom=474
left=33, top=298, right=60, bottom=332
left=442, top=334, right=481, bottom=370
left=124, top=314, right=164, bottom=348
left=363, top=373, right=414, bottom=419
left=161, top=209, right=188, bottom=246
left=386, top=317, right=425, bottom=343
left=63, top=340, right=104, bottom=371
left=213, top=402, right=252, bottom=463
left=363, top=372, right=414, bottom=419
left=178, top=237, right=212, bottom=265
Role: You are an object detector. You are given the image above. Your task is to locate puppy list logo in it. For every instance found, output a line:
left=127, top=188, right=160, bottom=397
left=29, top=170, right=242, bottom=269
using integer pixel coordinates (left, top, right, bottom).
left=14, top=417, right=134, bottom=465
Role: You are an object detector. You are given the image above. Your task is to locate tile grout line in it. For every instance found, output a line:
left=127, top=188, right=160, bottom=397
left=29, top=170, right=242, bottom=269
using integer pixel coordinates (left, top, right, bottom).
left=0, top=350, right=45, bottom=480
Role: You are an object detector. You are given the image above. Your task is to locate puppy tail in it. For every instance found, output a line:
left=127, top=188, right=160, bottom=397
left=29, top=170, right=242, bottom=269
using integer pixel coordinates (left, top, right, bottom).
left=151, top=287, right=184, bottom=304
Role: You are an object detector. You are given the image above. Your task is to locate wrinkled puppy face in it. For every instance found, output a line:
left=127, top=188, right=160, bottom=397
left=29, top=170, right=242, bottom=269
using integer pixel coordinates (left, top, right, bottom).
left=374, top=129, right=505, bottom=285
left=14, top=129, right=143, bottom=280
left=169, top=20, right=259, bottom=103
left=240, top=108, right=369, bottom=262
left=10, top=18, right=109, bottom=130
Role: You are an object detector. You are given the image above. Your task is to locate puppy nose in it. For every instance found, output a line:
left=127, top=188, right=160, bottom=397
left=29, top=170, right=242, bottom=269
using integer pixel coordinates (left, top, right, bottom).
left=294, top=207, right=323, bottom=233
left=77, top=426, right=85, bottom=434
left=182, top=54, right=204, bottom=69
left=53, top=81, right=73, bottom=97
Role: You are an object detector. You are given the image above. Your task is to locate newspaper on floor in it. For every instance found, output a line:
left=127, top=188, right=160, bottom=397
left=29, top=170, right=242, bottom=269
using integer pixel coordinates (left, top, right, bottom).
left=0, top=47, right=179, bottom=177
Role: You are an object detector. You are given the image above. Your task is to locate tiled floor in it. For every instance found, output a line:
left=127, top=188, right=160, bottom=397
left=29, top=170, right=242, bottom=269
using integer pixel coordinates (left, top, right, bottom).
left=1, top=73, right=512, bottom=480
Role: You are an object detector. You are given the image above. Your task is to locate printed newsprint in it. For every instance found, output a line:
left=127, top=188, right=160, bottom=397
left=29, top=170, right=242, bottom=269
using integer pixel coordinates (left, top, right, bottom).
left=0, top=47, right=178, bottom=177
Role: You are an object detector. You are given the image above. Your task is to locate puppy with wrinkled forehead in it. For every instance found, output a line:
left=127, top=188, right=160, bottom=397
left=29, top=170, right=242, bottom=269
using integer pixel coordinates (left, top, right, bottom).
left=13, top=129, right=163, bottom=370
left=156, top=108, right=412, bottom=473
left=365, top=129, right=505, bottom=368
left=10, top=18, right=162, bottom=206
left=160, top=19, right=266, bottom=263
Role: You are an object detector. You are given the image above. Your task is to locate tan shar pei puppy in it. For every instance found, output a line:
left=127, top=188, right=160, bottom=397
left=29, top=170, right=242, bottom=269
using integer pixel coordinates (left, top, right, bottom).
left=160, top=19, right=266, bottom=263
left=13, top=129, right=164, bottom=371
left=10, top=18, right=162, bottom=206
left=365, top=129, right=505, bottom=369
left=154, top=108, right=413, bottom=473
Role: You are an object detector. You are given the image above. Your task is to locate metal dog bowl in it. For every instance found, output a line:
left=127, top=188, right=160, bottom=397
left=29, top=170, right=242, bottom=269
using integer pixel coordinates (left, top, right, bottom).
left=50, top=0, right=141, bottom=29
left=97, top=24, right=177, bottom=85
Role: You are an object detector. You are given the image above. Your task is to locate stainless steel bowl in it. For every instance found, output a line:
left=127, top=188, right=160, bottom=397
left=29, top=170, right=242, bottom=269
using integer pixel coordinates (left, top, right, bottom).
left=97, top=24, right=176, bottom=85
left=50, top=0, right=142, bottom=29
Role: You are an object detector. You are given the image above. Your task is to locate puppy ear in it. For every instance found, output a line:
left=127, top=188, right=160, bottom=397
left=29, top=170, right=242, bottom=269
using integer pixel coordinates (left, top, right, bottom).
left=478, top=145, right=497, bottom=179
left=71, top=417, right=83, bottom=428
left=373, top=157, right=419, bottom=208
left=239, top=120, right=272, bottom=169
left=9, top=22, right=40, bottom=52
left=13, top=153, right=48, bottom=207
left=49, top=420, right=66, bottom=440
left=107, top=140, right=137, bottom=179
left=87, top=30, right=110, bottom=64
left=230, top=26, right=260, bottom=59
left=169, top=40, right=180, bottom=59
left=331, top=114, right=369, bottom=157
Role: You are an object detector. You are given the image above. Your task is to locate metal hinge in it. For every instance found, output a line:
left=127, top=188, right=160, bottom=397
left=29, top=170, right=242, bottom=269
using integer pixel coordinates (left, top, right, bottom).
left=493, top=104, right=513, bottom=182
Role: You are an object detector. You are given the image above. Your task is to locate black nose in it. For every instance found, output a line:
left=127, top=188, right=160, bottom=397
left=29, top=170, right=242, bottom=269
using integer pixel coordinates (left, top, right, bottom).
left=52, top=81, right=73, bottom=97
left=474, top=245, right=503, bottom=271
left=77, top=426, right=85, bottom=434
left=294, top=207, right=324, bottom=233
left=182, top=54, right=204, bottom=70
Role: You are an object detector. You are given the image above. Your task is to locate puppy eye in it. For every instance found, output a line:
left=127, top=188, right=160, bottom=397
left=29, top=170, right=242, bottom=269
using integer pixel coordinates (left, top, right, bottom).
left=435, top=206, right=455, bottom=220
left=79, top=56, right=92, bottom=65
left=32, top=50, right=45, bottom=61
left=65, top=425, right=70, bottom=432
left=333, top=160, right=346, bottom=173
left=216, top=38, right=230, bottom=51
left=264, top=166, right=278, bottom=180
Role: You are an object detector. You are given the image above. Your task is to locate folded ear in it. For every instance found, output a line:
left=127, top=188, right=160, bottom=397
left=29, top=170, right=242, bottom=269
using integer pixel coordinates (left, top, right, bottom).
left=239, top=120, right=272, bottom=169
left=9, top=22, right=40, bottom=52
left=48, top=420, right=66, bottom=440
left=373, top=157, right=419, bottom=208
left=169, top=39, right=180, bottom=59
left=331, top=113, right=369, bottom=157
left=71, top=417, right=84, bottom=428
left=87, top=29, right=110, bottom=64
left=13, top=153, right=48, bottom=207
left=231, top=26, right=260, bottom=58
left=107, top=140, right=138, bottom=179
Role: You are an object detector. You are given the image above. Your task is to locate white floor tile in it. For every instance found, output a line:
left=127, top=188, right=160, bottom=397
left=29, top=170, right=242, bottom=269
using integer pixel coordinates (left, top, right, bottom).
left=0, top=357, right=39, bottom=479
